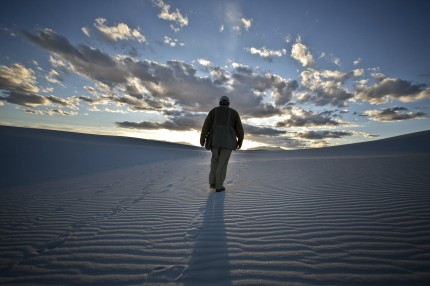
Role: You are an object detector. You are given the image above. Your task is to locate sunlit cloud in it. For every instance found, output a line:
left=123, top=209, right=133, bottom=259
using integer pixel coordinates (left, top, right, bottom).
left=291, top=36, right=314, bottom=67
left=297, top=68, right=354, bottom=107
left=93, top=18, right=146, bottom=44
left=241, top=18, right=252, bottom=31
left=363, top=107, right=426, bottom=122
left=294, top=130, right=377, bottom=140
left=81, top=26, right=91, bottom=37
left=46, top=69, right=63, bottom=84
left=163, top=36, right=184, bottom=47
left=276, top=107, right=345, bottom=128
left=24, top=109, right=78, bottom=116
left=0, top=62, right=78, bottom=109
left=49, top=55, right=66, bottom=68
left=196, top=58, right=212, bottom=67
left=152, top=0, right=188, bottom=31
left=353, top=58, right=362, bottom=65
left=0, top=63, right=39, bottom=94
left=246, top=46, right=287, bottom=62
left=356, top=78, right=430, bottom=104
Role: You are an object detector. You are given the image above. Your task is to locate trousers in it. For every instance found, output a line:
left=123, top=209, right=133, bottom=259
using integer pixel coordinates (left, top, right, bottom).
left=209, top=147, right=232, bottom=189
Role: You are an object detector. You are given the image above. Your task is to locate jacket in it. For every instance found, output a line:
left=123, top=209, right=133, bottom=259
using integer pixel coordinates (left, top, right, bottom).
left=200, top=106, right=244, bottom=150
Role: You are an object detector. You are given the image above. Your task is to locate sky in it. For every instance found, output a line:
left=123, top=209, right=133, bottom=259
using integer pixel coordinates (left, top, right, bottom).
left=1, top=0, right=429, bottom=149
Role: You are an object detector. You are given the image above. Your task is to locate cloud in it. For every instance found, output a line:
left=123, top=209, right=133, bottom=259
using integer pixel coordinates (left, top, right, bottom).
left=81, top=26, right=91, bottom=37
left=241, top=18, right=252, bottom=30
left=0, top=63, right=39, bottom=94
left=291, top=37, right=314, bottom=67
left=21, top=28, right=129, bottom=86
left=0, top=62, right=79, bottom=108
left=296, top=130, right=353, bottom=140
left=46, top=69, right=63, bottom=83
left=276, top=107, right=343, bottom=127
left=45, top=95, right=79, bottom=109
left=353, top=68, right=364, bottom=77
left=24, top=109, right=78, bottom=116
left=297, top=69, right=354, bottom=106
left=353, top=58, right=361, bottom=65
left=0, top=63, right=49, bottom=107
left=243, top=123, right=284, bottom=136
left=355, top=78, right=430, bottom=104
left=163, top=36, right=184, bottom=47
left=0, top=91, right=50, bottom=107
left=320, top=52, right=341, bottom=66
left=293, top=130, right=377, bottom=140
left=93, top=18, right=146, bottom=44
left=152, top=0, right=188, bottom=31
left=197, top=58, right=212, bottom=67
left=299, top=130, right=350, bottom=140
left=246, top=47, right=287, bottom=62
left=363, top=107, right=426, bottom=122
left=116, top=111, right=204, bottom=131
left=49, top=55, right=66, bottom=68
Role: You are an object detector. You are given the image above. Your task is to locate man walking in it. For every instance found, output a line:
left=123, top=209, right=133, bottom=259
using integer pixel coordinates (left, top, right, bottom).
left=200, top=96, right=244, bottom=192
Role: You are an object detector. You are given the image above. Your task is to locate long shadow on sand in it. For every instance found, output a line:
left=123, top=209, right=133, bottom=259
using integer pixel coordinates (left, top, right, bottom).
left=181, top=191, right=232, bottom=285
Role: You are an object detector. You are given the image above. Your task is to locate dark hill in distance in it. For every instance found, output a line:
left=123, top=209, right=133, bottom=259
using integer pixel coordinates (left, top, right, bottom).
left=0, top=125, right=201, bottom=188
left=246, top=130, right=430, bottom=157
left=298, top=130, right=430, bottom=156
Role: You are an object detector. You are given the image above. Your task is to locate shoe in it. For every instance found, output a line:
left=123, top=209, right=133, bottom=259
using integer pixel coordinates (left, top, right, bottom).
left=210, top=184, right=216, bottom=189
left=216, top=186, right=225, bottom=192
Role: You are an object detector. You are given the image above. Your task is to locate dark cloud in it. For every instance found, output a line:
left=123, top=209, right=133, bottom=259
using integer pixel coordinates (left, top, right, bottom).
left=21, top=28, right=128, bottom=86
left=24, top=109, right=77, bottom=116
left=79, top=96, right=98, bottom=103
left=247, top=134, right=306, bottom=150
left=45, top=95, right=78, bottom=109
left=116, top=111, right=205, bottom=131
left=363, top=106, right=426, bottom=122
left=297, top=89, right=353, bottom=107
left=1, top=91, right=50, bottom=107
left=0, top=62, right=40, bottom=99
left=0, top=62, right=77, bottom=108
left=297, top=130, right=353, bottom=140
left=276, top=108, right=341, bottom=127
left=116, top=120, right=179, bottom=130
left=355, top=78, right=430, bottom=104
left=242, top=123, right=284, bottom=136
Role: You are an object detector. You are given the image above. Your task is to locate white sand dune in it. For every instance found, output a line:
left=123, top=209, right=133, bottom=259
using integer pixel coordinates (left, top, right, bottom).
left=1, top=126, right=430, bottom=285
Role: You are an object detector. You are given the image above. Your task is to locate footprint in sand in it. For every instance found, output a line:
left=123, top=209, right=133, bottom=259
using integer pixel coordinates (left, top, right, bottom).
left=147, top=265, right=187, bottom=282
left=161, top=183, right=173, bottom=193
left=184, top=205, right=207, bottom=241
left=185, top=228, right=200, bottom=240
left=38, top=232, right=70, bottom=254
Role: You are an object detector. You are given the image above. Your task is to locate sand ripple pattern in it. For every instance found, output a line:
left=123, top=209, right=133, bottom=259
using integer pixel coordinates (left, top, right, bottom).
left=1, top=154, right=430, bottom=285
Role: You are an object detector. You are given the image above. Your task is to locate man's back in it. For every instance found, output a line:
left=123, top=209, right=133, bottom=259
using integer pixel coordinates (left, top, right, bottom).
left=201, top=105, right=244, bottom=150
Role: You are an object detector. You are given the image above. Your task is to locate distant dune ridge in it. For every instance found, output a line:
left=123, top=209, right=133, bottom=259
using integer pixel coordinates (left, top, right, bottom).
left=1, top=125, right=430, bottom=285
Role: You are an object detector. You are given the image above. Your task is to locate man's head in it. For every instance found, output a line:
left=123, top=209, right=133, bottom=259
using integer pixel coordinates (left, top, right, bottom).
left=219, top=96, right=230, bottom=106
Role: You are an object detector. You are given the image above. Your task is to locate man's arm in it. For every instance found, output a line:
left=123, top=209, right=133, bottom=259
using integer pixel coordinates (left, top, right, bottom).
left=200, top=109, right=214, bottom=146
left=235, top=111, right=244, bottom=149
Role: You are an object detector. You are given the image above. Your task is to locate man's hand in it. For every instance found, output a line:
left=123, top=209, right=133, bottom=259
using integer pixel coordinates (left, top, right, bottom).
left=237, top=141, right=242, bottom=149
left=200, top=138, right=205, bottom=147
